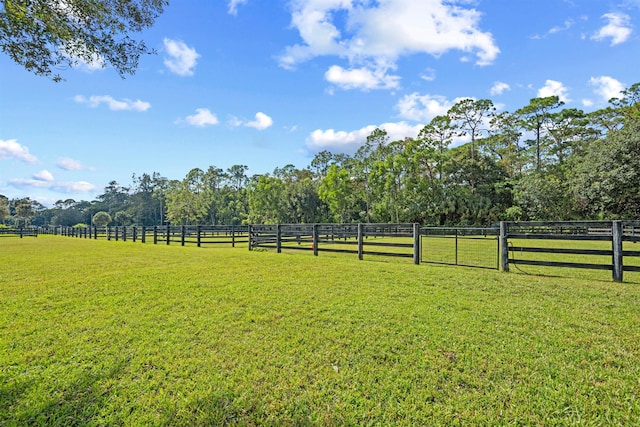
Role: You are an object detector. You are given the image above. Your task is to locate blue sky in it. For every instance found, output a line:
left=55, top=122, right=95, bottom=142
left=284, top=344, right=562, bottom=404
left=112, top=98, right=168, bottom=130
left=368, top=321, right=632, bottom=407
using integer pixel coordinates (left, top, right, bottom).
left=1, top=0, right=639, bottom=205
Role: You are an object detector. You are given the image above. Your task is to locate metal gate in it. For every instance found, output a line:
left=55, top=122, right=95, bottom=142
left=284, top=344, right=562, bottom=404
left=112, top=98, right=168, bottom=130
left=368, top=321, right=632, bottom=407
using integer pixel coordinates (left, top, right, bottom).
left=421, top=227, right=500, bottom=270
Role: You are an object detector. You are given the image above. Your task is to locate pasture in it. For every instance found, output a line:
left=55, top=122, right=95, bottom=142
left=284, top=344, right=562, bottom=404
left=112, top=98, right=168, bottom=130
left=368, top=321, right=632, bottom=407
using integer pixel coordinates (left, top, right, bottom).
left=2, top=237, right=640, bottom=425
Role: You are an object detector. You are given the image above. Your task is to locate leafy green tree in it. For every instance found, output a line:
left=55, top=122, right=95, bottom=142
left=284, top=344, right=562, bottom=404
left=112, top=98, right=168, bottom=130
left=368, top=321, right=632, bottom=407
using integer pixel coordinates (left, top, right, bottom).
left=248, top=174, right=287, bottom=224
left=609, top=82, right=640, bottom=120
left=92, top=211, right=112, bottom=227
left=227, top=165, right=248, bottom=192
left=447, top=98, right=495, bottom=161
left=287, top=170, right=329, bottom=223
left=309, top=150, right=334, bottom=179
left=0, top=194, right=9, bottom=223
left=203, top=166, right=225, bottom=225
left=49, top=199, right=86, bottom=226
left=515, top=96, right=564, bottom=170
left=0, top=0, right=168, bottom=81
left=13, top=197, right=35, bottom=227
left=545, top=108, right=595, bottom=166
left=113, top=210, right=132, bottom=226
left=319, top=164, right=362, bottom=223
left=588, top=107, right=624, bottom=136
left=485, top=112, right=524, bottom=178
left=572, top=117, right=640, bottom=219
left=513, top=171, right=575, bottom=221
left=444, top=147, right=512, bottom=225
left=128, top=172, right=166, bottom=225
left=94, top=181, right=130, bottom=216
left=165, top=169, right=210, bottom=225
left=354, top=128, right=389, bottom=222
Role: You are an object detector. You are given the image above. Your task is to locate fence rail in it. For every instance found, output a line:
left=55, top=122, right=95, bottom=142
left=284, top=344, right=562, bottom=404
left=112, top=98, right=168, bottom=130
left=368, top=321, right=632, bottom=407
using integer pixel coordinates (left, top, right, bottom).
left=500, top=220, right=640, bottom=282
left=249, top=223, right=421, bottom=263
left=39, top=225, right=249, bottom=247
left=0, top=227, right=38, bottom=238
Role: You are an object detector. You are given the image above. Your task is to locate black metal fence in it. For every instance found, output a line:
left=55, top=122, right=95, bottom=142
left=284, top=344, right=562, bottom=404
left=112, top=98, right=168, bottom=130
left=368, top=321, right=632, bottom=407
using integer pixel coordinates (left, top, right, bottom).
left=0, top=227, right=38, bottom=238
left=500, top=221, right=640, bottom=282
left=31, top=221, right=640, bottom=282
left=421, top=227, right=500, bottom=270
left=40, top=225, right=249, bottom=247
left=249, top=223, right=420, bottom=263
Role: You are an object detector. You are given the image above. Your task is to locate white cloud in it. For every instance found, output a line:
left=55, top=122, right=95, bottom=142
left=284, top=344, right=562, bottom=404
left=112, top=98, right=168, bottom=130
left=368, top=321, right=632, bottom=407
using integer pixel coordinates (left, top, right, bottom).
left=33, top=170, right=54, bottom=182
left=582, top=99, right=595, bottom=107
left=57, top=157, right=85, bottom=171
left=246, top=112, right=274, bottom=130
left=74, top=95, right=151, bottom=112
left=490, top=81, right=511, bottom=96
left=9, top=178, right=97, bottom=193
left=549, top=19, right=574, bottom=34
left=592, top=13, right=632, bottom=45
left=0, top=139, right=38, bottom=163
left=325, top=65, right=400, bottom=90
left=228, top=0, right=248, bottom=15
left=279, top=0, right=499, bottom=90
left=537, top=80, right=570, bottom=102
left=420, top=68, right=436, bottom=82
left=183, top=108, right=219, bottom=127
left=228, top=116, right=244, bottom=127
left=395, top=93, right=461, bottom=122
left=589, top=76, right=625, bottom=102
left=163, top=38, right=200, bottom=76
left=306, top=121, right=423, bottom=153
left=230, top=112, right=274, bottom=130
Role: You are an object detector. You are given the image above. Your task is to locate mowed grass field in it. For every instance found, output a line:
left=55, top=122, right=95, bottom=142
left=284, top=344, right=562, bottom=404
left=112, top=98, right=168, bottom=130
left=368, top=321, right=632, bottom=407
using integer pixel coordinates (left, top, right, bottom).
left=2, top=237, right=640, bottom=425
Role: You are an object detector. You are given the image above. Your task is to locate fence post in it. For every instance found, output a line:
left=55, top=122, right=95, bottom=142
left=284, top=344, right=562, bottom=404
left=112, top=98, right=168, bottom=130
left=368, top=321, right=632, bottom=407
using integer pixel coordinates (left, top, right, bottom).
left=166, top=225, right=170, bottom=245
left=358, top=223, right=364, bottom=260
left=141, top=226, right=146, bottom=244
left=181, top=226, right=186, bottom=246
left=248, top=224, right=252, bottom=251
left=313, top=224, right=319, bottom=256
left=455, top=228, right=459, bottom=266
left=413, top=223, right=420, bottom=265
left=197, top=225, right=201, bottom=247
left=153, top=226, right=158, bottom=244
left=276, top=224, right=282, bottom=253
left=500, top=221, right=509, bottom=272
left=232, top=225, right=236, bottom=248
left=612, top=220, right=623, bottom=282
left=115, top=227, right=119, bottom=241
left=107, top=226, right=111, bottom=241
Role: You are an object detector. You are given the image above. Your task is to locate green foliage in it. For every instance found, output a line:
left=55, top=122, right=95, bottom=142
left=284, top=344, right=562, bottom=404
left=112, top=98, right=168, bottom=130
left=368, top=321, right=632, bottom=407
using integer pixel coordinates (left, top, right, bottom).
left=513, top=171, right=576, bottom=221
left=0, top=0, right=167, bottom=81
left=2, top=238, right=640, bottom=425
left=0, top=194, right=9, bottom=223
left=573, top=117, right=640, bottom=218
left=12, top=197, right=35, bottom=227
left=447, top=98, right=495, bottom=161
left=92, top=211, right=112, bottom=227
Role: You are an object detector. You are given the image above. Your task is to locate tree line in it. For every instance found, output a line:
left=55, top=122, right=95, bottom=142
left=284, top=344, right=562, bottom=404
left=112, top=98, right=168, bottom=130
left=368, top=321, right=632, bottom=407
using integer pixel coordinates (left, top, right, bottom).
left=2, top=82, right=639, bottom=228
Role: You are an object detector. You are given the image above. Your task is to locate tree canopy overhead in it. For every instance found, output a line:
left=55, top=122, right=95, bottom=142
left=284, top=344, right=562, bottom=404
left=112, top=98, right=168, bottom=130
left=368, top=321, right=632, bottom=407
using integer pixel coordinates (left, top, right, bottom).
left=0, top=0, right=167, bottom=81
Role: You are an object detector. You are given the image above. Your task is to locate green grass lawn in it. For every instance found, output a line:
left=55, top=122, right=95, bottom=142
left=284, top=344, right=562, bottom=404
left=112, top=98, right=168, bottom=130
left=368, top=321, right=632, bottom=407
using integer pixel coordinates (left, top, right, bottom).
left=2, top=237, right=640, bottom=425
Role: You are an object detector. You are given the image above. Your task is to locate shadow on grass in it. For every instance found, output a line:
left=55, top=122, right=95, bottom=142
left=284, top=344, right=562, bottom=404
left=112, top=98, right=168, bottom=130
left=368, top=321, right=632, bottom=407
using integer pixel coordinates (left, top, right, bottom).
left=508, top=267, right=640, bottom=284
left=1, top=358, right=127, bottom=426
